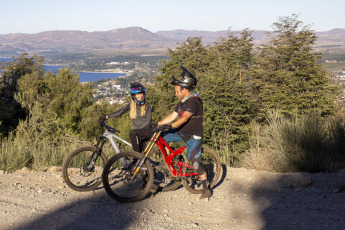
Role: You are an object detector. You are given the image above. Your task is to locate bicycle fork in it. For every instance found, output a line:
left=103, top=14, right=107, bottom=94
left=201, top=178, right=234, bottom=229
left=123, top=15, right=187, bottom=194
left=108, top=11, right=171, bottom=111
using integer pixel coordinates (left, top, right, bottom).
left=87, top=136, right=106, bottom=170
left=129, top=131, right=162, bottom=180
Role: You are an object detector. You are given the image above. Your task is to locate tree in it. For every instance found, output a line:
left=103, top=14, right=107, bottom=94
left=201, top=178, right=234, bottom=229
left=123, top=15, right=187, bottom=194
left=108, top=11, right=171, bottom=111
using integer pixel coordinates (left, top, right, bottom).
left=0, top=53, right=44, bottom=136
left=149, top=33, right=256, bottom=159
left=16, top=68, right=93, bottom=135
left=148, top=37, right=211, bottom=121
left=203, top=29, right=255, bottom=153
left=252, top=14, right=339, bottom=118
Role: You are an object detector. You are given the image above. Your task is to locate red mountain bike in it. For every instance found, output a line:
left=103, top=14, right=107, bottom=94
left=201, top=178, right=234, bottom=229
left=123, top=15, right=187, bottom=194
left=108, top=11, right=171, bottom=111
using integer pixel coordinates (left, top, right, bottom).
left=102, top=127, right=221, bottom=203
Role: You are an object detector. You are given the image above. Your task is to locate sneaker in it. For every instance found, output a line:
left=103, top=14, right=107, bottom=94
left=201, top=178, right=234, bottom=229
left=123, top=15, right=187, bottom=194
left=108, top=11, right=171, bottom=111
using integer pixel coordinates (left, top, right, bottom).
left=199, top=188, right=212, bottom=200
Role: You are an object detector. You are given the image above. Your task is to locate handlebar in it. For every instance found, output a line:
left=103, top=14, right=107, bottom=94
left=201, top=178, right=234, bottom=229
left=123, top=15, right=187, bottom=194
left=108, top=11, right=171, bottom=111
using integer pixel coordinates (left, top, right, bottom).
left=151, top=124, right=172, bottom=132
left=99, top=120, right=120, bottom=133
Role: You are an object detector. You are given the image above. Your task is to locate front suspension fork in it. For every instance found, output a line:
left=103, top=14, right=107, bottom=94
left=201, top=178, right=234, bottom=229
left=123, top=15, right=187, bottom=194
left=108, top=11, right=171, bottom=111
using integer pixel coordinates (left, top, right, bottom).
left=129, top=131, right=162, bottom=180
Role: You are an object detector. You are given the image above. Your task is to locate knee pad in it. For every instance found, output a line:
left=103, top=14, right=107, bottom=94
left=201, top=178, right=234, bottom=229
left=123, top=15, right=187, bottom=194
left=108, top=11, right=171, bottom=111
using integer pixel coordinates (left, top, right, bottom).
left=193, top=161, right=206, bottom=175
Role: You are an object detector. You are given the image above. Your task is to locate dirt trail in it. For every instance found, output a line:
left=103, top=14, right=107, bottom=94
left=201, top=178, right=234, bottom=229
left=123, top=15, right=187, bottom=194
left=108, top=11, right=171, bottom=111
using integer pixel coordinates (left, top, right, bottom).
left=1, top=166, right=345, bottom=230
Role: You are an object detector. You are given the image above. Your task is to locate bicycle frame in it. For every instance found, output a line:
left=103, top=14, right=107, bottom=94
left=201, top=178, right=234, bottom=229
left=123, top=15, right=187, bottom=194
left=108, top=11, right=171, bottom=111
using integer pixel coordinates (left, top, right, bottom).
left=89, top=128, right=132, bottom=169
left=134, top=130, right=198, bottom=179
left=155, top=136, right=198, bottom=177
left=103, top=129, right=132, bottom=153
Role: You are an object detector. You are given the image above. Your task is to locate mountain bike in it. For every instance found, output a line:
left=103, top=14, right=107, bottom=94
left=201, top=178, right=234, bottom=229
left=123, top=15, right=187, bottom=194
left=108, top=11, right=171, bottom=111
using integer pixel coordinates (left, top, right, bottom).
left=102, top=127, right=221, bottom=203
left=62, top=121, right=132, bottom=192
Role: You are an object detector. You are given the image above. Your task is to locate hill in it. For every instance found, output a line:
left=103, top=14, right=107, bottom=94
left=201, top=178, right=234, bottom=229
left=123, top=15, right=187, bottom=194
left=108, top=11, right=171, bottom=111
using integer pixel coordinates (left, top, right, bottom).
left=0, top=27, right=176, bottom=55
left=0, top=27, right=345, bottom=55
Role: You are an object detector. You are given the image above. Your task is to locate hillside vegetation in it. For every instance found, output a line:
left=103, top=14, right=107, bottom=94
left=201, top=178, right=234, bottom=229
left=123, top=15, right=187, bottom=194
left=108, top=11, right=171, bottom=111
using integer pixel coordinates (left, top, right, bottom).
left=1, top=15, right=345, bottom=173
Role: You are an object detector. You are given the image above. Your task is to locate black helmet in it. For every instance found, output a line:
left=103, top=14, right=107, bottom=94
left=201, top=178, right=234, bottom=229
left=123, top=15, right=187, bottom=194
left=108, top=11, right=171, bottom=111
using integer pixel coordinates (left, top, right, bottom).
left=171, top=65, right=198, bottom=90
left=129, top=82, right=146, bottom=105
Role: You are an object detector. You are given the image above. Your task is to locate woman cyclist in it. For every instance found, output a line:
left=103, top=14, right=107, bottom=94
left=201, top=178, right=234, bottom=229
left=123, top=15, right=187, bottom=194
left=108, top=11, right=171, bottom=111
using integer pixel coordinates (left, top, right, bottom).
left=100, top=82, right=153, bottom=153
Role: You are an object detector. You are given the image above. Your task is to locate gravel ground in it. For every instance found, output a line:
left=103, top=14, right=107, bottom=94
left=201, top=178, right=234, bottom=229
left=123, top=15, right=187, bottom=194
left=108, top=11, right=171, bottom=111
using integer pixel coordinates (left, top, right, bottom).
left=1, top=166, right=345, bottom=230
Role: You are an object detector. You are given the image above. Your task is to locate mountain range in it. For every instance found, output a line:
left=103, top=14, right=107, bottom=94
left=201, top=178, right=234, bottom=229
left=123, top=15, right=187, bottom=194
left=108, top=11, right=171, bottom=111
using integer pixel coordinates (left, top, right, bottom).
left=0, top=27, right=344, bottom=55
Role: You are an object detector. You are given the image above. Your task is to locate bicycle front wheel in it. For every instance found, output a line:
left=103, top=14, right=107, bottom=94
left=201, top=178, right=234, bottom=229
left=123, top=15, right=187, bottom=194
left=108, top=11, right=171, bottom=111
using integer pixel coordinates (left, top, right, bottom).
left=62, top=146, right=107, bottom=192
left=182, top=146, right=221, bottom=194
left=102, top=151, right=154, bottom=203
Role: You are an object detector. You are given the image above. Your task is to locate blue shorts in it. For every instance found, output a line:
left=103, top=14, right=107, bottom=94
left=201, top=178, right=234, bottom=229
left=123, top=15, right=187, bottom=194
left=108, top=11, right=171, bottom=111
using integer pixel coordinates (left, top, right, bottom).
left=162, top=129, right=203, bottom=162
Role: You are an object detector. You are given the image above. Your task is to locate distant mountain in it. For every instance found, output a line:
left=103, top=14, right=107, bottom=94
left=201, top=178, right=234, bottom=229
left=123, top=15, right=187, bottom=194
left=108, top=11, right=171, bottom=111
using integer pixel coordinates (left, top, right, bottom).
left=0, top=27, right=344, bottom=55
left=156, top=29, right=269, bottom=45
left=0, top=27, right=176, bottom=55
left=315, top=28, right=345, bottom=46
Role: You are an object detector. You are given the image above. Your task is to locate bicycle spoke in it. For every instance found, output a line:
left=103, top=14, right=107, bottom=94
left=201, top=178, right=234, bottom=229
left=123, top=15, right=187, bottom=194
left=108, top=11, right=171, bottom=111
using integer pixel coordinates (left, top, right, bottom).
left=63, top=146, right=107, bottom=191
left=182, top=147, right=221, bottom=194
left=103, top=151, right=154, bottom=202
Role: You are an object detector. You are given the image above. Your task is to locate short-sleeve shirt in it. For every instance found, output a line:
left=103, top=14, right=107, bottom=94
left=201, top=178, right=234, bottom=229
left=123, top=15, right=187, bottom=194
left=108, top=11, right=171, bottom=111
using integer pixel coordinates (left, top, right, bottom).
left=174, top=97, right=203, bottom=137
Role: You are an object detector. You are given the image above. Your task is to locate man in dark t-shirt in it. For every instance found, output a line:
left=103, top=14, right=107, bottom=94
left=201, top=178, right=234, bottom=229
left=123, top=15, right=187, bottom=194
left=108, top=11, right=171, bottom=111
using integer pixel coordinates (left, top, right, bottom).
left=157, top=65, right=212, bottom=200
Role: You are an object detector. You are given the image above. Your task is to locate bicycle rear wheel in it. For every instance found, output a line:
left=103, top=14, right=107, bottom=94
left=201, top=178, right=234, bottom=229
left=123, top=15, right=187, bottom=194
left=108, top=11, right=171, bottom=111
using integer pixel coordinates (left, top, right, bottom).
left=182, top=147, right=221, bottom=194
left=62, top=146, right=107, bottom=192
left=102, top=151, right=154, bottom=203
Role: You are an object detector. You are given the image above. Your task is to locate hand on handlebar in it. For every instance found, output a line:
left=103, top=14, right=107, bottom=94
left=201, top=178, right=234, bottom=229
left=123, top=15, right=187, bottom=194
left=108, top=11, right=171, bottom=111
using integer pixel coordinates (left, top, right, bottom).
left=150, top=122, right=171, bottom=131
left=157, top=124, right=172, bottom=131
left=99, top=116, right=107, bottom=124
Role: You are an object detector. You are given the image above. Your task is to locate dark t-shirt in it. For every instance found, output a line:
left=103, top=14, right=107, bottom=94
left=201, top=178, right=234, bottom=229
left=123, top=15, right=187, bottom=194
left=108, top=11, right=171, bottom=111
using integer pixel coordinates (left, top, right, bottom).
left=174, top=97, right=203, bottom=137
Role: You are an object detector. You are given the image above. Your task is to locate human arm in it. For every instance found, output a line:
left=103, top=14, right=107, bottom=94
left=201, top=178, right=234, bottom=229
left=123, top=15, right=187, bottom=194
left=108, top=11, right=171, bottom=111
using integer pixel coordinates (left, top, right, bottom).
left=171, top=111, right=193, bottom=128
left=157, top=112, right=178, bottom=126
left=106, top=103, right=130, bottom=119
left=157, top=111, right=193, bottom=128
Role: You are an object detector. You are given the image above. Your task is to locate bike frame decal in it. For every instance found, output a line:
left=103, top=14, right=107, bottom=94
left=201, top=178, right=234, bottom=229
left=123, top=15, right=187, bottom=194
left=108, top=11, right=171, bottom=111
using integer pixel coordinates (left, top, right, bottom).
left=156, top=136, right=198, bottom=177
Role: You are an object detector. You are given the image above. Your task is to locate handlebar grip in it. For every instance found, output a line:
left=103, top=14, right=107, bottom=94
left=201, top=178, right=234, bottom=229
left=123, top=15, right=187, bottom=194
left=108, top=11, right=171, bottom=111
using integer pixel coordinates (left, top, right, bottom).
left=100, top=121, right=120, bottom=133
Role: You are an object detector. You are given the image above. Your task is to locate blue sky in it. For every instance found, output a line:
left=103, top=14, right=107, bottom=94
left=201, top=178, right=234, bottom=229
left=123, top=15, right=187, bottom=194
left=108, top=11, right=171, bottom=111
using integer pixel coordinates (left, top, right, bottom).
left=1, top=0, right=344, bottom=34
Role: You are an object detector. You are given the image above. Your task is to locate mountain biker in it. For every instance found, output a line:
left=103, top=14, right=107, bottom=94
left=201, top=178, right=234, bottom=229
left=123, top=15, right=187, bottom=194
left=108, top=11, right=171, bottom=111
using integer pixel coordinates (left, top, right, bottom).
left=100, top=82, right=153, bottom=153
left=156, top=65, right=212, bottom=200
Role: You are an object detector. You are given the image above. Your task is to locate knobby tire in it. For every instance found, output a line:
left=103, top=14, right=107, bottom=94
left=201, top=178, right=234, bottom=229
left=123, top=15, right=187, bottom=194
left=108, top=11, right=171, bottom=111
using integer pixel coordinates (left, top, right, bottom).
left=62, top=146, right=107, bottom=192
left=102, top=151, right=154, bottom=203
left=182, top=146, right=221, bottom=194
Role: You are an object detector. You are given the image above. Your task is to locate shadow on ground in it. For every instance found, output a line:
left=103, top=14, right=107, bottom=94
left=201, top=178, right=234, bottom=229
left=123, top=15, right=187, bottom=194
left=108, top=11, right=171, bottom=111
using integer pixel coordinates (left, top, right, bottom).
left=230, top=170, right=345, bottom=230
left=16, top=190, right=145, bottom=230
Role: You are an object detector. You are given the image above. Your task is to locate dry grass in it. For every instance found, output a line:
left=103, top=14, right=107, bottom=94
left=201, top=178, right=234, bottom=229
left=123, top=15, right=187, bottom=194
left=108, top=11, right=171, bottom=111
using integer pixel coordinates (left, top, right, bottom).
left=241, top=111, right=345, bottom=173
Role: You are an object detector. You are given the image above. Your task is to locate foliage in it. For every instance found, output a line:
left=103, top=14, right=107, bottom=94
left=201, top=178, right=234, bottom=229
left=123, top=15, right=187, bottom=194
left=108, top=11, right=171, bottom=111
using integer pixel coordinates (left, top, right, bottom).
left=16, top=68, right=93, bottom=134
left=242, top=110, right=345, bottom=172
left=0, top=98, right=92, bottom=171
left=149, top=15, right=339, bottom=166
left=203, top=29, right=255, bottom=154
left=78, top=101, right=132, bottom=142
left=0, top=53, right=44, bottom=136
left=1, top=15, right=343, bottom=172
left=251, top=14, right=339, bottom=118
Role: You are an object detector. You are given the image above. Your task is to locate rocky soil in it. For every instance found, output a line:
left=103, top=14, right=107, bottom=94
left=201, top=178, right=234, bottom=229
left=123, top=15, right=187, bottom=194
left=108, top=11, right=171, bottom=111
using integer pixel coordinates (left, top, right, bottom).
left=1, top=166, right=345, bottom=230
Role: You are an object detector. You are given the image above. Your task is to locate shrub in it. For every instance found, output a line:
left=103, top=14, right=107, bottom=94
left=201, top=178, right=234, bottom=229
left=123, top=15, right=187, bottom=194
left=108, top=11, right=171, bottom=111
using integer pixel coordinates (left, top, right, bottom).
left=242, top=110, right=345, bottom=172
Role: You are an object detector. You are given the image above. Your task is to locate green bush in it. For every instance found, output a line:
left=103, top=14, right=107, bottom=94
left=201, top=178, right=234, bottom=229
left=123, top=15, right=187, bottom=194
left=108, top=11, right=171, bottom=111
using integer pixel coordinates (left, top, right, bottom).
left=0, top=130, right=92, bottom=172
left=242, top=111, right=345, bottom=172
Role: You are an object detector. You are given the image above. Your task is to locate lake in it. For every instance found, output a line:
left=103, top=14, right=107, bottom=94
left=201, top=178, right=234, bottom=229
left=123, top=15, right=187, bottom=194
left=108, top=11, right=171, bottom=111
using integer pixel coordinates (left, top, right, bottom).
left=0, top=57, right=126, bottom=82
